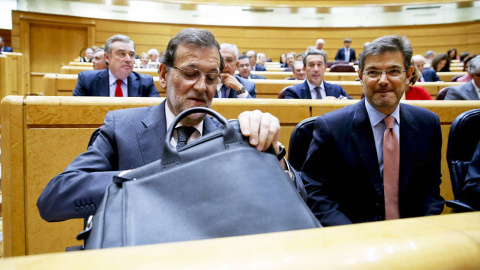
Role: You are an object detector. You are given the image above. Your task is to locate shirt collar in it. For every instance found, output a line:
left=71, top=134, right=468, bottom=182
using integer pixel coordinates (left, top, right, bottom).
left=108, top=70, right=128, bottom=86
left=306, top=79, right=324, bottom=92
left=165, top=103, right=203, bottom=135
left=365, top=98, right=400, bottom=127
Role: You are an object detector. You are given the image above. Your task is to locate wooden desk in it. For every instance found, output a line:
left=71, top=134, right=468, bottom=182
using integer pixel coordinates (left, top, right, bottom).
left=1, top=212, right=479, bottom=269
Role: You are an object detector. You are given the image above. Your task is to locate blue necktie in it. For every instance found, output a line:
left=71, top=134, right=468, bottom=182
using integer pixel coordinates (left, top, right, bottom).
left=314, top=86, right=322, bottom=99
left=221, top=85, right=228, bottom=98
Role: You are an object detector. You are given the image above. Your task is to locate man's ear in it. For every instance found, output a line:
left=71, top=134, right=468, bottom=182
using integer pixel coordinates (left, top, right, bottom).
left=406, top=66, right=414, bottom=83
left=104, top=53, right=110, bottom=65
left=358, top=70, right=364, bottom=85
left=158, top=63, right=168, bottom=89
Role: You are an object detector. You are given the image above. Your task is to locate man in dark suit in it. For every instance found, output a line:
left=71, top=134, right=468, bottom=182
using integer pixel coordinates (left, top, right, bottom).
left=0, top=36, right=13, bottom=53
left=246, top=51, right=267, bottom=71
left=286, top=61, right=305, bottom=80
left=285, top=50, right=351, bottom=99
left=302, top=35, right=444, bottom=227
left=445, top=56, right=480, bottom=100
left=38, top=28, right=290, bottom=222
left=464, top=141, right=480, bottom=210
left=216, top=43, right=256, bottom=98
left=237, top=55, right=266, bottom=80
left=73, top=34, right=159, bottom=97
left=335, top=38, right=356, bottom=62
left=422, top=68, right=441, bottom=82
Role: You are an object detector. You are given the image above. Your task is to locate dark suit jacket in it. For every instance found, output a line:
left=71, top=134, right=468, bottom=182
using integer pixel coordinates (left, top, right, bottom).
left=302, top=99, right=444, bottom=226
left=335, top=48, right=357, bottom=62
left=284, top=80, right=352, bottom=99
left=73, top=69, right=160, bottom=97
left=464, top=141, right=480, bottom=209
left=214, top=75, right=255, bottom=98
left=37, top=101, right=222, bottom=221
left=1, top=46, right=13, bottom=52
left=252, top=64, right=266, bottom=71
left=422, top=68, right=441, bottom=82
left=444, top=81, right=480, bottom=100
left=249, top=73, right=266, bottom=80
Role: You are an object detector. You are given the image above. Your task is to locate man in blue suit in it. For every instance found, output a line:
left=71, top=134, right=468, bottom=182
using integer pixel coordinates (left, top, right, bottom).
left=72, top=34, right=159, bottom=97
left=216, top=43, right=256, bottom=98
left=335, top=38, right=356, bottom=62
left=38, top=28, right=291, bottom=222
left=284, top=50, right=351, bottom=99
left=445, top=56, right=480, bottom=100
left=246, top=51, right=267, bottom=71
left=0, top=36, right=13, bottom=53
left=237, top=55, right=266, bottom=80
left=302, top=35, right=444, bottom=227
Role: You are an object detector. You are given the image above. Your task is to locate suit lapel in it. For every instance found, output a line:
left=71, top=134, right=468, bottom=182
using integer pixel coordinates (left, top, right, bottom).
left=398, top=104, right=418, bottom=193
left=97, top=69, right=110, bottom=96
left=466, top=81, right=480, bottom=100
left=324, top=81, right=332, bottom=97
left=137, top=101, right=167, bottom=165
left=352, top=99, right=384, bottom=197
left=128, top=72, right=140, bottom=97
left=302, top=80, right=312, bottom=99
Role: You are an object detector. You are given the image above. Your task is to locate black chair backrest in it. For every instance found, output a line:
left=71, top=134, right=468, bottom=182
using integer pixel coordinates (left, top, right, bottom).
left=329, top=64, right=355, bottom=73
left=436, top=87, right=450, bottom=100
left=288, top=117, right=317, bottom=171
left=447, top=109, right=480, bottom=200
left=450, top=74, right=463, bottom=82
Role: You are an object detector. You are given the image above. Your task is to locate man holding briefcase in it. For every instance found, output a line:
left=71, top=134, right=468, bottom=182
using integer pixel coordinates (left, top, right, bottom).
left=37, top=28, right=296, bottom=223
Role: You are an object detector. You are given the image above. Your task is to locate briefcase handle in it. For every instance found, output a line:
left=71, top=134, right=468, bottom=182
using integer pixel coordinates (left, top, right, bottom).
left=161, top=107, right=245, bottom=169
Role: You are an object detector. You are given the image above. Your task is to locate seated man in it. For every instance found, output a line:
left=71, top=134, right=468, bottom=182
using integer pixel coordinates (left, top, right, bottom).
left=286, top=61, right=305, bottom=81
left=246, top=50, right=266, bottom=71
left=37, top=28, right=292, bottom=222
left=0, top=36, right=13, bottom=53
left=73, top=34, right=159, bottom=97
left=284, top=50, right=351, bottom=100
left=216, top=43, right=256, bottom=98
left=464, top=141, right=480, bottom=210
left=445, top=56, right=480, bottom=100
left=302, top=35, right=444, bottom=227
left=92, top=48, right=108, bottom=70
left=237, top=55, right=266, bottom=80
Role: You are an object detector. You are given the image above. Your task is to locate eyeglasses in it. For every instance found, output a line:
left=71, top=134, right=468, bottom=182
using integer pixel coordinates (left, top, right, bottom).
left=363, top=69, right=406, bottom=79
left=173, top=66, right=220, bottom=85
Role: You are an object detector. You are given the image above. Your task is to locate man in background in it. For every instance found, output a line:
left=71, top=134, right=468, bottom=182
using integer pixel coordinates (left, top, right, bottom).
left=285, top=50, right=350, bottom=99
left=445, top=55, right=480, bottom=100
left=73, top=34, right=159, bottom=97
left=217, top=43, right=256, bottom=98
left=237, top=55, right=266, bottom=80
left=0, top=36, right=13, bottom=53
left=335, top=38, right=356, bottom=62
left=92, top=48, right=108, bottom=70
left=247, top=50, right=266, bottom=71
left=286, top=61, right=305, bottom=81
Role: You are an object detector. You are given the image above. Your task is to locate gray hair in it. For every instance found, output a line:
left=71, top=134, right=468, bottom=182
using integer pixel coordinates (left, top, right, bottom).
left=425, top=50, right=436, bottom=58
left=220, top=43, right=240, bottom=60
left=292, top=61, right=304, bottom=70
left=104, top=34, right=135, bottom=55
left=148, top=48, right=159, bottom=56
left=303, top=49, right=327, bottom=66
left=468, top=55, right=480, bottom=74
left=161, top=28, right=224, bottom=72
left=358, top=35, right=412, bottom=72
left=412, top=54, right=426, bottom=63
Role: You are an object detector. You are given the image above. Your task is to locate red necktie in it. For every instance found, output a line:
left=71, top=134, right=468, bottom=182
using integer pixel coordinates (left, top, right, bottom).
left=383, top=116, right=400, bottom=220
left=115, top=79, right=123, bottom=97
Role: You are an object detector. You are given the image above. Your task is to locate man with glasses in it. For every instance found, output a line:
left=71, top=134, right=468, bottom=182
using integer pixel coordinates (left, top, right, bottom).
left=38, top=28, right=290, bottom=221
left=284, top=50, right=351, bottom=99
left=301, top=35, right=444, bottom=227
left=73, top=34, right=159, bottom=97
left=445, top=55, right=480, bottom=100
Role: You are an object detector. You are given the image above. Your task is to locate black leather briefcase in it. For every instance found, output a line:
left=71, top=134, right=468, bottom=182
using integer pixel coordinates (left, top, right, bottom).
left=78, top=107, right=320, bottom=249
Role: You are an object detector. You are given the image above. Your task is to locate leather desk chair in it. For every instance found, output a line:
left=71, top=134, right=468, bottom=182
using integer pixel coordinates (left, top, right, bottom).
left=446, top=109, right=480, bottom=212
left=436, top=87, right=450, bottom=100
left=288, top=117, right=317, bottom=171
left=329, top=64, right=355, bottom=73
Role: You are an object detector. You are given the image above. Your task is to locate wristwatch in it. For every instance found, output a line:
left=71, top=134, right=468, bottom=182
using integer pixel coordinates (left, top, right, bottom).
left=276, top=142, right=286, bottom=161
left=237, top=86, right=246, bottom=95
